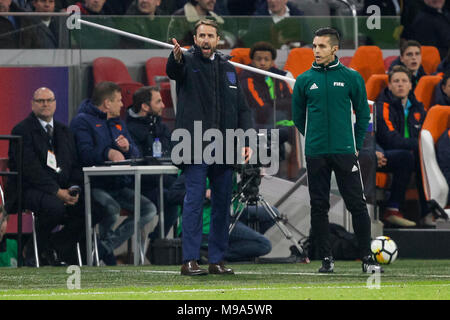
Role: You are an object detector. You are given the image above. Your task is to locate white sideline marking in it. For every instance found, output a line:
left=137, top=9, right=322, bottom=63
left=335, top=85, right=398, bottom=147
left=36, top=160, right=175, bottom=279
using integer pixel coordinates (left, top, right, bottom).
left=1, top=283, right=450, bottom=298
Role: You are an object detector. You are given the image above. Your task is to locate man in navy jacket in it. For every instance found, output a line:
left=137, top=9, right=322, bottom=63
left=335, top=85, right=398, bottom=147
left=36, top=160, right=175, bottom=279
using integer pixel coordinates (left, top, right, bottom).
left=70, top=81, right=157, bottom=265
left=167, top=19, right=253, bottom=276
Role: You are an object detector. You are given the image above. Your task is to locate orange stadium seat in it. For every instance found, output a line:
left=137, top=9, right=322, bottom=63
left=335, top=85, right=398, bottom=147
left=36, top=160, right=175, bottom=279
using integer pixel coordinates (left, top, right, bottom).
left=419, top=105, right=450, bottom=212
left=284, top=48, right=315, bottom=79
left=414, top=75, right=443, bottom=111
left=349, top=46, right=385, bottom=82
left=365, top=74, right=388, bottom=102
left=92, top=57, right=143, bottom=117
left=230, top=48, right=251, bottom=74
left=340, top=56, right=352, bottom=67
left=421, top=46, right=441, bottom=75
left=383, top=55, right=397, bottom=72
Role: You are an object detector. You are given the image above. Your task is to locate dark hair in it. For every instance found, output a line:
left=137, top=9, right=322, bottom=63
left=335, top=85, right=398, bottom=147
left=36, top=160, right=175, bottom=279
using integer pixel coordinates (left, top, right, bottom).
left=388, top=65, right=412, bottom=83
left=314, top=27, right=340, bottom=47
left=442, top=71, right=450, bottom=88
left=132, top=86, right=160, bottom=113
left=91, top=81, right=121, bottom=107
left=194, top=19, right=219, bottom=36
left=400, top=40, right=421, bottom=56
left=250, top=41, right=277, bottom=60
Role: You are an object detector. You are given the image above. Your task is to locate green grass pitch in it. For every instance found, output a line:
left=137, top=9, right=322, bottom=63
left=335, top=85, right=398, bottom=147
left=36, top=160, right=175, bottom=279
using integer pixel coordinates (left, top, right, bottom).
left=0, top=259, right=449, bottom=300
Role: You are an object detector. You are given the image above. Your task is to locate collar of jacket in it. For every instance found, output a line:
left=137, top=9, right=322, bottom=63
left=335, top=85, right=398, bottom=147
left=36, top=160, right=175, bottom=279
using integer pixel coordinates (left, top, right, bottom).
left=311, top=57, right=342, bottom=71
left=127, top=107, right=160, bottom=124
left=183, top=2, right=224, bottom=24
left=378, top=86, right=421, bottom=109
left=191, top=44, right=230, bottom=62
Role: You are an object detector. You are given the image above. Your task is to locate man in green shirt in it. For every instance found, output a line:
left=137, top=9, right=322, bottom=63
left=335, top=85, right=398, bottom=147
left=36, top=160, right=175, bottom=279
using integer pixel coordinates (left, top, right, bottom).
left=292, top=27, right=382, bottom=274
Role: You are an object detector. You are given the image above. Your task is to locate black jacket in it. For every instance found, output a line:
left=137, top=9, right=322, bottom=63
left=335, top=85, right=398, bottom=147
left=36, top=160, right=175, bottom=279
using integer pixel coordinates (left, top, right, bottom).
left=125, top=108, right=172, bottom=157
left=166, top=45, right=253, bottom=163
left=401, top=3, right=450, bottom=59
left=375, top=87, right=426, bottom=151
left=433, top=79, right=450, bottom=106
left=6, top=112, right=83, bottom=212
left=0, top=2, right=40, bottom=48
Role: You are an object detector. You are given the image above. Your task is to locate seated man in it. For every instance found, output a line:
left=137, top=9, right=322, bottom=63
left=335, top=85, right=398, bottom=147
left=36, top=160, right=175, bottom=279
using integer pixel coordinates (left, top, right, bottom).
left=6, top=87, right=85, bottom=266
left=436, top=128, right=450, bottom=206
left=126, top=86, right=178, bottom=241
left=239, top=41, right=294, bottom=162
left=0, top=0, right=40, bottom=48
left=169, top=173, right=275, bottom=262
left=244, top=0, right=306, bottom=49
left=389, top=40, right=426, bottom=90
left=120, top=0, right=165, bottom=49
left=433, top=71, right=450, bottom=106
left=376, top=65, right=430, bottom=227
left=70, top=81, right=157, bottom=265
left=31, top=0, right=61, bottom=48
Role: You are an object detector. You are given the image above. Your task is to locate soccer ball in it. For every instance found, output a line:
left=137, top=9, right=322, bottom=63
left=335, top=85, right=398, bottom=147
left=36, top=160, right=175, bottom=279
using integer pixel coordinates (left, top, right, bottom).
left=370, top=236, right=398, bottom=264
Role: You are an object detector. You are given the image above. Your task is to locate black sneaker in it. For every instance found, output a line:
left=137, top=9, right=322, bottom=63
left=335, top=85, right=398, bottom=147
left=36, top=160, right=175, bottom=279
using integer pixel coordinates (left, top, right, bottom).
left=362, top=255, right=384, bottom=274
left=318, top=256, right=334, bottom=273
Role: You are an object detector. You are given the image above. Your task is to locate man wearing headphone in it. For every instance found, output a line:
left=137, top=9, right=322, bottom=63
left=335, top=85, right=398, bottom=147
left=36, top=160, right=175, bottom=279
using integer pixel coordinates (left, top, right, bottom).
left=292, top=27, right=383, bottom=274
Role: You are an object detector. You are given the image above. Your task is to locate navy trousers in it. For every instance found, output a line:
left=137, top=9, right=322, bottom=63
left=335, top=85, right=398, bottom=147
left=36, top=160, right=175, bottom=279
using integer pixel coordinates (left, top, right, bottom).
left=182, top=163, right=233, bottom=264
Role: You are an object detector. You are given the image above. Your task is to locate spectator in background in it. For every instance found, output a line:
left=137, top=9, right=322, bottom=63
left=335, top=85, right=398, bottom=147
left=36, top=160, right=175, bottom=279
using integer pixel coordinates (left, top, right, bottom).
left=31, top=0, right=60, bottom=48
left=239, top=41, right=293, bottom=164
left=70, top=82, right=158, bottom=265
left=401, top=0, right=450, bottom=60
left=167, top=0, right=236, bottom=48
left=6, top=87, right=86, bottom=266
left=375, top=66, right=431, bottom=226
left=0, top=0, right=40, bottom=48
left=243, top=0, right=306, bottom=49
left=126, top=86, right=178, bottom=242
left=120, top=0, right=165, bottom=49
left=74, top=0, right=107, bottom=14
left=227, top=0, right=259, bottom=15
left=389, top=40, right=427, bottom=90
left=433, top=72, right=450, bottom=106
left=126, top=0, right=162, bottom=15
left=437, top=48, right=450, bottom=74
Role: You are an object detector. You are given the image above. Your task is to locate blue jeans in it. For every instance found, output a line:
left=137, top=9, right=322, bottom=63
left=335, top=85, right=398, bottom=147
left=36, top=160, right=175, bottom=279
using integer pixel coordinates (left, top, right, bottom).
left=182, top=163, right=232, bottom=264
left=92, top=187, right=157, bottom=253
left=225, top=205, right=275, bottom=262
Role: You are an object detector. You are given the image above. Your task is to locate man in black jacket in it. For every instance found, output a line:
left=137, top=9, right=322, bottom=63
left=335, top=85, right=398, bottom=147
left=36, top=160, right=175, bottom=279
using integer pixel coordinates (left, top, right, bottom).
left=401, top=0, right=450, bottom=59
left=6, top=87, right=85, bottom=266
left=0, top=0, right=40, bottom=48
left=376, top=66, right=430, bottom=227
left=167, top=19, right=253, bottom=276
left=433, top=72, right=450, bottom=106
left=126, top=86, right=178, bottom=241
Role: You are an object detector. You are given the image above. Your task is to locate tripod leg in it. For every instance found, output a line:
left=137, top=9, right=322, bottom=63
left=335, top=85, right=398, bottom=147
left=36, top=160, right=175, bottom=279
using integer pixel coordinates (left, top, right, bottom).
left=229, top=199, right=249, bottom=234
left=258, top=197, right=306, bottom=255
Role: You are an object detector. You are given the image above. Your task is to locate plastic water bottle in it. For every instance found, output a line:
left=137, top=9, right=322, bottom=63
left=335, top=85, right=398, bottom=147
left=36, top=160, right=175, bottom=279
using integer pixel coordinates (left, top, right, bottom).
left=152, top=138, right=162, bottom=158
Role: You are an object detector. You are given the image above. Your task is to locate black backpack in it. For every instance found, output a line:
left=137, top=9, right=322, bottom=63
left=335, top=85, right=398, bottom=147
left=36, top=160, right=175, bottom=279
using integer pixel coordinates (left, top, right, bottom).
left=304, top=223, right=360, bottom=260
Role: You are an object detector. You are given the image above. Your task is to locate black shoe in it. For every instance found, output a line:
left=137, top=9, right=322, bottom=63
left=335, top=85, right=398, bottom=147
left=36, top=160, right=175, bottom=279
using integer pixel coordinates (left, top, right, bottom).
left=362, top=255, right=384, bottom=274
left=97, top=240, right=117, bottom=266
left=41, top=248, right=67, bottom=267
left=318, top=256, right=334, bottom=273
